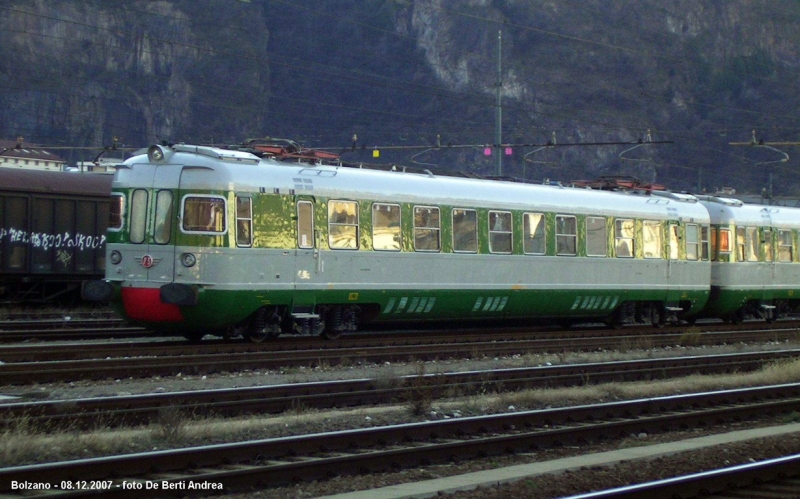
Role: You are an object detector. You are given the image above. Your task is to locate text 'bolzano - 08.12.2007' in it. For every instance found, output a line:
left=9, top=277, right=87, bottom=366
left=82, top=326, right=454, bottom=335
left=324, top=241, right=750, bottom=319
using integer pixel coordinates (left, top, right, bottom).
left=81, top=140, right=800, bottom=342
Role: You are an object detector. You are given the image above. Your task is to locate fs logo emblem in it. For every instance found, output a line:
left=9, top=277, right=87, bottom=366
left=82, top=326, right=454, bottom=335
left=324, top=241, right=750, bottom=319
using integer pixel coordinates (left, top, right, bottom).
left=140, top=255, right=162, bottom=269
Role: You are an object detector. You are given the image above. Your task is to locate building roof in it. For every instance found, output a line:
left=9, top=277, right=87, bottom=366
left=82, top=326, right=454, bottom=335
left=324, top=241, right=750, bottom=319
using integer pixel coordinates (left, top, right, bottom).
left=0, top=139, right=65, bottom=163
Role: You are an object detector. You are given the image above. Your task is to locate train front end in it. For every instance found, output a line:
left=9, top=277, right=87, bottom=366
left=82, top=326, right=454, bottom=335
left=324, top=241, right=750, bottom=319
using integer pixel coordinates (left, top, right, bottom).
left=84, top=144, right=268, bottom=339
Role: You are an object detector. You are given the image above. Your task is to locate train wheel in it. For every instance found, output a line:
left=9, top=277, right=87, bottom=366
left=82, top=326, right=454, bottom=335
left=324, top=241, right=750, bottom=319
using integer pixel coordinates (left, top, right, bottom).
left=650, top=305, right=666, bottom=328
left=321, top=328, right=342, bottom=340
left=731, top=309, right=745, bottom=325
left=247, top=328, right=270, bottom=343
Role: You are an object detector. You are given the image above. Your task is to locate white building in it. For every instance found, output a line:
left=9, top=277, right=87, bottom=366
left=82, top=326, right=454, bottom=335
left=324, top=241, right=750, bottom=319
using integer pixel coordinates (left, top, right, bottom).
left=0, top=138, right=66, bottom=171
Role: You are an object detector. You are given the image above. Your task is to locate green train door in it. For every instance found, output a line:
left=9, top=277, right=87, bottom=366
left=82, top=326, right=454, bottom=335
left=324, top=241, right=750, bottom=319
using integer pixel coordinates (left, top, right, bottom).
left=144, top=166, right=182, bottom=285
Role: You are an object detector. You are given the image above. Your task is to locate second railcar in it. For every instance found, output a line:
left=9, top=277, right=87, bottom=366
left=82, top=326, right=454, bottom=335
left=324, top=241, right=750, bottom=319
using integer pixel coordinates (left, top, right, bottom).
left=0, top=168, right=112, bottom=304
left=698, top=195, right=800, bottom=322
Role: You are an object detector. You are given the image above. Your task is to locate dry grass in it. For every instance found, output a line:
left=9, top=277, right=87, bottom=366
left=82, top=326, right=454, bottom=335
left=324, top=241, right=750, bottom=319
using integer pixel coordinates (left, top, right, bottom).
left=3, top=357, right=800, bottom=468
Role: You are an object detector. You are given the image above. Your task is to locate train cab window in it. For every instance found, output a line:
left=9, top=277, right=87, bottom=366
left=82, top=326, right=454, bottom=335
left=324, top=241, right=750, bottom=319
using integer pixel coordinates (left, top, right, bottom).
left=685, top=224, right=699, bottom=260
left=642, top=221, right=661, bottom=259
left=109, top=193, right=124, bottom=231
left=130, top=189, right=148, bottom=244
left=153, top=191, right=173, bottom=245
left=414, top=206, right=440, bottom=252
left=372, top=203, right=401, bottom=251
left=778, top=230, right=793, bottom=262
left=616, top=219, right=636, bottom=258
left=586, top=216, right=607, bottom=257
left=328, top=200, right=358, bottom=249
left=297, top=200, right=313, bottom=249
left=701, top=226, right=710, bottom=261
left=182, top=196, right=226, bottom=234
left=489, top=211, right=512, bottom=254
left=453, top=208, right=477, bottom=253
left=237, top=197, right=254, bottom=248
left=556, top=215, right=577, bottom=256
left=523, top=213, right=546, bottom=255
left=668, top=224, right=680, bottom=260
left=738, top=227, right=759, bottom=262
left=763, top=229, right=773, bottom=262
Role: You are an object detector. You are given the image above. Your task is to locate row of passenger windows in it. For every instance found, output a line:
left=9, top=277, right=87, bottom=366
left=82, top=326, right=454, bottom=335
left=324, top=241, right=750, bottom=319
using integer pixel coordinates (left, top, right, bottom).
left=302, top=200, right=711, bottom=260
left=111, top=191, right=797, bottom=263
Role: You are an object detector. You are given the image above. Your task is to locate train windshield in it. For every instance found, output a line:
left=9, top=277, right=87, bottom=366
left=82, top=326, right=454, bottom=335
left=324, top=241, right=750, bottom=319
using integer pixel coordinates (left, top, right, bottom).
left=109, top=193, right=124, bottom=231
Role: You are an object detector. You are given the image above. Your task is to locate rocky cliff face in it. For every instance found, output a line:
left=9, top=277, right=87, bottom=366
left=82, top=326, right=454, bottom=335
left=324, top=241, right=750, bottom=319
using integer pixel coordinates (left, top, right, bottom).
left=1, top=0, right=797, bottom=193
left=0, top=0, right=269, bottom=157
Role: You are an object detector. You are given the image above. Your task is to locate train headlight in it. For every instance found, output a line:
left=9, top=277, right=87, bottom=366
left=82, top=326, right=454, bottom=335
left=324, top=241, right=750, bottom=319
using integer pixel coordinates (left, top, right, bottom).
left=181, top=253, right=197, bottom=268
left=110, top=250, right=122, bottom=265
left=148, top=144, right=166, bottom=162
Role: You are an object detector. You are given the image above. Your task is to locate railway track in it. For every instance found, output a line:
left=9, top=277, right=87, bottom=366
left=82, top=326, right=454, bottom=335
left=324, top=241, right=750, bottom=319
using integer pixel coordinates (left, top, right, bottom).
left=1, top=326, right=799, bottom=385
left=4, top=348, right=800, bottom=429
left=1, top=315, right=798, bottom=346
left=1, top=383, right=799, bottom=498
left=570, top=453, right=800, bottom=499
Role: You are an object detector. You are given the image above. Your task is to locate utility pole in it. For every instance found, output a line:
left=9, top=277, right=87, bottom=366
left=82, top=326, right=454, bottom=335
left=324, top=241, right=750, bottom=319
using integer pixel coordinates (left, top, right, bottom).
left=730, top=130, right=792, bottom=204
left=495, top=30, right=502, bottom=176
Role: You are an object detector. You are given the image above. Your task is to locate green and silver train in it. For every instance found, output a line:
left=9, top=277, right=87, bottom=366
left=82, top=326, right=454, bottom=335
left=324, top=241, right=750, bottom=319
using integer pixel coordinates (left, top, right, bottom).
left=82, top=142, right=800, bottom=341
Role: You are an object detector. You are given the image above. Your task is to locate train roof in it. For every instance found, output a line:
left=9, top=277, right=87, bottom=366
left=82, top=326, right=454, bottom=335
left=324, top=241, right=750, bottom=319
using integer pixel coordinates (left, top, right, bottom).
left=699, top=196, right=800, bottom=228
left=0, top=168, right=113, bottom=197
left=119, top=145, right=711, bottom=223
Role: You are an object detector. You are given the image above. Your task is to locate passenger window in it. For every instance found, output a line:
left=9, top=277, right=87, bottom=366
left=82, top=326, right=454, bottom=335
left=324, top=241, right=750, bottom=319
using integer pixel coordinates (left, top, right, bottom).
left=556, top=215, right=577, bottom=256
left=414, top=206, right=440, bottom=251
left=718, top=228, right=731, bottom=255
left=617, top=219, right=636, bottom=258
left=109, top=193, right=125, bottom=231
left=763, top=229, right=773, bottom=262
left=685, top=224, right=699, bottom=261
left=523, top=213, right=546, bottom=255
left=297, top=201, right=314, bottom=249
left=489, top=211, right=512, bottom=254
left=586, top=216, right=606, bottom=257
left=153, top=190, right=173, bottom=245
left=373, top=203, right=401, bottom=251
left=130, top=189, right=148, bottom=244
left=328, top=200, right=358, bottom=249
left=669, top=224, right=680, bottom=260
left=745, top=227, right=759, bottom=261
left=779, top=230, right=793, bottom=262
left=237, top=197, right=254, bottom=248
left=182, top=196, right=226, bottom=234
left=641, top=221, right=661, bottom=259
left=701, top=226, right=710, bottom=261
left=452, top=208, right=477, bottom=253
